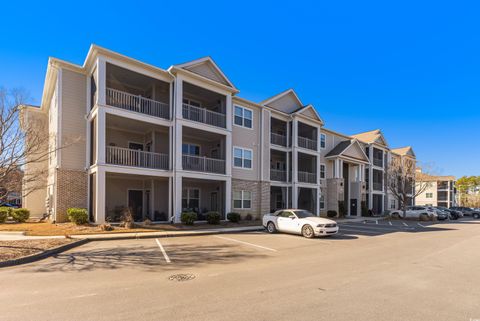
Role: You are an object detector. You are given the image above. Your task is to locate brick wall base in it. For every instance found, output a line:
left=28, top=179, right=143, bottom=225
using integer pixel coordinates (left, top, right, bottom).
left=55, top=169, right=88, bottom=222
left=232, top=179, right=270, bottom=220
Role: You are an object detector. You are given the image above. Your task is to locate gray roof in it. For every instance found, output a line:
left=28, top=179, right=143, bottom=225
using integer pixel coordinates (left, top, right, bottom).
left=325, top=140, right=352, bottom=157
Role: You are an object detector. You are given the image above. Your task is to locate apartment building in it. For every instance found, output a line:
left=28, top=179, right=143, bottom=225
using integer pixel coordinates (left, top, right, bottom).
left=22, top=45, right=416, bottom=223
left=415, top=170, right=457, bottom=208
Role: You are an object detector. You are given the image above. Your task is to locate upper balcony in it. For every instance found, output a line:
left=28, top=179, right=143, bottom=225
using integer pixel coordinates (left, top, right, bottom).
left=297, top=122, right=317, bottom=151
left=372, top=147, right=384, bottom=167
left=104, top=114, right=170, bottom=170
left=103, top=63, right=170, bottom=120
left=182, top=82, right=226, bottom=129
left=270, top=150, right=288, bottom=182
left=271, top=118, right=288, bottom=147
left=298, top=152, right=317, bottom=183
left=182, top=127, right=226, bottom=175
left=372, top=169, right=383, bottom=191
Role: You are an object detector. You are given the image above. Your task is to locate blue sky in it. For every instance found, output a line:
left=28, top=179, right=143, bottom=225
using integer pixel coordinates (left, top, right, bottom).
left=1, top=0, right=478, bottom=177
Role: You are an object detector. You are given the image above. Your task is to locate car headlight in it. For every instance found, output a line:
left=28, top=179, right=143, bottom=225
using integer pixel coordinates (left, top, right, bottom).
left=317, top=224, right=325, bottom=228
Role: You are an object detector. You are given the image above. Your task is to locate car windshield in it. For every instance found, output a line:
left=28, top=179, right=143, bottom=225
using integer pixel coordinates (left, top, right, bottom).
left=292, top=210, right=315, bottom=218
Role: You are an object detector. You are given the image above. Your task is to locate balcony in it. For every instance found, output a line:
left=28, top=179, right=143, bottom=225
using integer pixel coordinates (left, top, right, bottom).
left=106, top=146, right=169, bottom=170
left=182, top=155, right=225, bottom=174
left=271, top=133, right=287, bottom=147
left=298, top=171, right=316, bottom=184
left=373, top=157, right=383, bottom=167
left=271, top=169, right=287, bottom=182
left=106, top=88, right=170, bottom=119
left=298, top=136, right=317, bottom=151
left=182, top=103, right=226, bottom=128
left=373, top=182, right=383, bottom=191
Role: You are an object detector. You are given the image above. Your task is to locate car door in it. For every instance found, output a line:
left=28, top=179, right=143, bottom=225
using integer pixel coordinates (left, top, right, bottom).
left=276, top=211, right=297, bottom=233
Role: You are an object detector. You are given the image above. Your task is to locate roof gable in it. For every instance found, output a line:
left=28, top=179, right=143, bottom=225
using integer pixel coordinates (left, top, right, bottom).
left=261, top=89, right=303, bottom=113
left=174, top=57, right=236, bottom=88
left=293, top=105, right=324, bottom=124
left=392, top=146, right=416, bottom=157
left=351, top=129, right=388, bottom=147
left=342, top=140, right=370, bottom=162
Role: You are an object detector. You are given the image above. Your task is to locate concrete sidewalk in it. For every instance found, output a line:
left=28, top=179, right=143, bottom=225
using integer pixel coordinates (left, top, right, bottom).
left=0, top=232, right=65, bottom=241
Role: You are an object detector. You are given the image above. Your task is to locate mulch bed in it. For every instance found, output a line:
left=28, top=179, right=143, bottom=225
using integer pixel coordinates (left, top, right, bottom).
left=0, top=239, right=75, bottom=262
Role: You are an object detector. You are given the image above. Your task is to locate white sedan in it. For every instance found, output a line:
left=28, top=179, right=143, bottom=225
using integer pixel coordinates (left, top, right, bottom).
left=263, top=209, right=339, bottom=238
left=390, top=206, right=437, bottom=219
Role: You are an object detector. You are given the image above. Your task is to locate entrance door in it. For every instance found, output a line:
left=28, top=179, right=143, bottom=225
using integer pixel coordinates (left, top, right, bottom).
left=128, top=190, right=143, bottom=221
left=210, top=192, right=218, bottom=211
left=350, top=199, right=358, bottom=216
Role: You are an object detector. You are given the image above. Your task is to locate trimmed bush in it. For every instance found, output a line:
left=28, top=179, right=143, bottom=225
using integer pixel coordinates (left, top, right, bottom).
left=244, top=213, right=253, bottom=221
left=181, top=211, right=197, bottom=225
left=361, top=201, right=369, bottom=217
left=227, top=212, right=241, bottom=223
left=338, top=201, right=346, bottom=217
left=0, top=207, right=9, bottom=223
left=11, top=208, right=30, bottom=223
left=206, top=211, right=221, bottom=224
left=327, top=210, right=337, bottom=218
left=67, top=208, right=88, bottom=225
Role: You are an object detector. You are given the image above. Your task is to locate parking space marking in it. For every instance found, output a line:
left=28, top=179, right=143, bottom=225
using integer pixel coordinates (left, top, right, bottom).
left=376, top=220, right=379, bottom=225
left=388, top=221, right=393, bottom=226
left=417, top=223, right=426, bottom=228
left=213, top=235, right=278, bottom=252
left=155, top=238, right=171, bottom=263
left=402, top=222, right=409, bottom=227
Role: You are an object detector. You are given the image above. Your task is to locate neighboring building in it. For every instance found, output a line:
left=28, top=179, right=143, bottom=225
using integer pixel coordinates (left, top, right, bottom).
left=415, top=169, right=457, bottom=208
left=22, top=45, right=417, bottom=223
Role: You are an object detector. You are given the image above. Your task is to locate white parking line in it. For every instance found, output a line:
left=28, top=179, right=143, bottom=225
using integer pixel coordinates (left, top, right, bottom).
left=214, top=235, right=278, bottom=252
left=155, top=238, right=171, bottom=263
left=389, top=221, right=393, bottom=226
left=402, top=222, right=409, bottom=227
left=376, top=220, right=379, bottom=225
left=417, top=223, right=426, bottom=228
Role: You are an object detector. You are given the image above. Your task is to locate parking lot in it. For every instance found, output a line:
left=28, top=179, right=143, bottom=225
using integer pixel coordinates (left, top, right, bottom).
left=1, top=218, right=480, bottom=321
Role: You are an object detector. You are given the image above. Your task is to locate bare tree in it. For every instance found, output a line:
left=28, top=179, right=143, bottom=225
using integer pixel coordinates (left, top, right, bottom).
left=386, top=155, right=431, bottom=215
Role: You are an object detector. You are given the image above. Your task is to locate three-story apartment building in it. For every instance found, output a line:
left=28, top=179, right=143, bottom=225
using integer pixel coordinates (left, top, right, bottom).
left=22, top=45, right=417, bottom=223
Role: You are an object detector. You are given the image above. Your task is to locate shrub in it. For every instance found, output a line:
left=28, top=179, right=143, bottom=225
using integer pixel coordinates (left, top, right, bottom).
left=67, top=208, right=88, bottom=225
left=121, top=207, right=135, bottom=228
left=0, top=207, right=11, bottom=223
left=206, top=211, right=221, bottom=224
left=143, top=218, right=152, bottom=226
left=383, top=210, right=391, bottom=217
left=327, top=210, right=337, bottom=218
left=181, top=211, right=197, bottom=225
left=338, top=201, right=346, bottom=217
left=227, top=212, right=241, bottom=223
left=361, top=201, right=369, bottom=217
left=100, top=223, right=114, bottom=231
left=11, top=208, right=30, bottom=223
left=244, top=213, right=253, bottom=221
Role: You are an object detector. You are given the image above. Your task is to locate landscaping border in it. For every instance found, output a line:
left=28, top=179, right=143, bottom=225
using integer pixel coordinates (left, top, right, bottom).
left=0, top=239, right=89, bottom=268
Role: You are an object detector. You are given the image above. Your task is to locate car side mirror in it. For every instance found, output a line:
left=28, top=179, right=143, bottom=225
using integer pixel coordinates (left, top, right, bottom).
left=289, top=215, right=296, bottom=220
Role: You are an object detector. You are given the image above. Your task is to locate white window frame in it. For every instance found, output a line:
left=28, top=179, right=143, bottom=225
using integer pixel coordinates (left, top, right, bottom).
left=233, top=105, right=253, bottom=129
left=233, top=190, right=252, bottom=209
left=233, top=147, right=253, bottom=169
left=320, top=163, right=326, bottom=179
left=320, top=133, right=326, bottom=149
left=390, top=199, right=396, bottom=209
left=319, top=194, right=325, bottom=210
left=182, top=187, right=201, bottom=210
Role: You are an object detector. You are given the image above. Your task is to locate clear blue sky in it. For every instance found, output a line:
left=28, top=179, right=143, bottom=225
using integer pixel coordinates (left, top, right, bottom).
left=1, top=1, right=478, bottom=178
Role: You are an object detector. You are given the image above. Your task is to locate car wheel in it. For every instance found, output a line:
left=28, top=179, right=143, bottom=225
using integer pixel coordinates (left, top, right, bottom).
left=266, top=222, right=277, bottom=233
left=302, top=225, right=315, bottom=238
left=474, top=213, right=480, bottom=219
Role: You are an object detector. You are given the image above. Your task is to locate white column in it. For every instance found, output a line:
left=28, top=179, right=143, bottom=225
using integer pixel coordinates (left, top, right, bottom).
left=286, top=151, right=290, bottom=183
left=175, top=124, right=183, bottom=170
left=175, top=78, right=183, bottom=119
left=316, top=155, right=321, bottom=185
left=292, top=186, right=298, bottom=208
left=96, top=57, right=106, bottom=106
left=315, top=187, right=320, bottom=215
left=150, top=178, right=155, bottom=220
left=339, top=159, right=344, bottom=178
left=96, top=108, right=106, bottom=165
left=173, top=174, right=182, bottom=223
left=226, top=94, right=232, bottom=131
left=169, top=82, right=174, bottom=120
left=225, top=132, right=232, bottom=176
left=95, top=167, right=106, bottom=223
left=168, top=177, right=172, bottom=221
left=292, top=119, right=298, bottom=183
left=225, top=177, right=232, bottom=216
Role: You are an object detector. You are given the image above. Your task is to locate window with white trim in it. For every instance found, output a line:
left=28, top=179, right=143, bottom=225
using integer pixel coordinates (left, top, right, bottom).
left=234, top=106, right=253, bottom=128
left=390, top=199, right=396, bottom=209
left=320, top=133, right=326, bottom=149
left=182, top=188, right=200, bottom=210
left=320, top=164, right=326, bottom=179
left=234, top=147, right=252, bottom=169
left=233, top=190, right=252, bottom=209
left=319, top=194, right=325, bottom=209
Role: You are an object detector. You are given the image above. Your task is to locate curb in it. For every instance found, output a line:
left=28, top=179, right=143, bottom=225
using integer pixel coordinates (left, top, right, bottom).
left=0, top=239, right=89, bottom=268
left=70, top=226, right=265, bottom=241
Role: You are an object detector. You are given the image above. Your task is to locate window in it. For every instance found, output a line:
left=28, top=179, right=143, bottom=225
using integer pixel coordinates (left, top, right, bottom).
left=233, top=191, right=251, bottom=209
left=426, top=193, right=433, bottom=198
left=183, top=98, right=201, bottom=107
left=390, top=199, right=396, bottom=209
left=234, top=147, right=252, bottom=169
left=182, top=143, right=200, bottom=156
left=320, top=133, right=326, bottom=149
left=234, top=106, right=253, bottom=129
left=319, top=194, right=325, bottom=209
left=182, top=188, right=200, bottom=211
left=320, top=164, right=326, bottom=179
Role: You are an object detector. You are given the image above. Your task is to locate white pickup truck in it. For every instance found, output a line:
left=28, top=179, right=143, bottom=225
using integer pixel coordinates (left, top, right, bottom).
left=263, top=209, right=338, bottom=238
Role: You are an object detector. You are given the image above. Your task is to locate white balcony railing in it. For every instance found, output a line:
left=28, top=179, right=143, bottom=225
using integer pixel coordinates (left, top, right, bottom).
left=298, top=136, right=317, bottom=151
left=298, top=171, right=317, bottom=183
left=106, top=146, right=169, bottom=170
left=270, top=169, right=287, bottom=182
left=182, top=103, right=226, bottom=128
left=106, top=88, right=170, bottom=119
left=182, top=155, right=226, bottom=174
left=270, top=133, right=287, bottom=147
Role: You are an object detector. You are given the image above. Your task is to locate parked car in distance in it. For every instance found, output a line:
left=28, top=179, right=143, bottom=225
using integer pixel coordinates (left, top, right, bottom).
left=450, top=207, right=480, bottom=219
left=0, top=202, right=19, bottom=209
left=263, top=209, right=338, bottom=238
left=390, top=206, right=437, bottom=220
left=430, top=207, right=449, bottom=220
left=435, top=206, right=460, bottom=219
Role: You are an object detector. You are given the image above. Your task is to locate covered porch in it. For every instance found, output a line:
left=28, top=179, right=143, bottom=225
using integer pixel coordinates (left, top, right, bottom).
left=181, top=178, right=226, bottom=221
